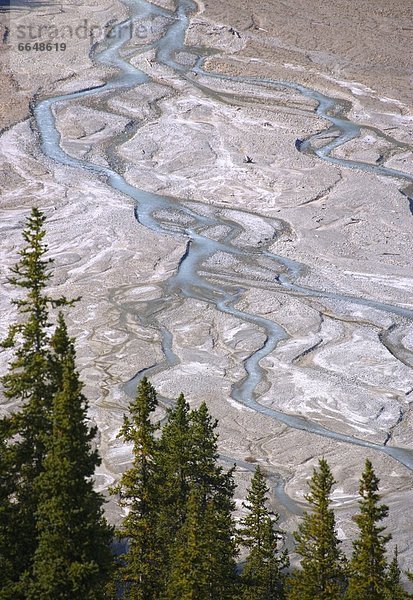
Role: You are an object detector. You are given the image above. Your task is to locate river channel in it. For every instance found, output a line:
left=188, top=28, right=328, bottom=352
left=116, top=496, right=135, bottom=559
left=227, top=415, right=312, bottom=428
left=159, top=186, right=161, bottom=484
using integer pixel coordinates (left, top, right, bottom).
left=33, top=0, right=413, bottom=485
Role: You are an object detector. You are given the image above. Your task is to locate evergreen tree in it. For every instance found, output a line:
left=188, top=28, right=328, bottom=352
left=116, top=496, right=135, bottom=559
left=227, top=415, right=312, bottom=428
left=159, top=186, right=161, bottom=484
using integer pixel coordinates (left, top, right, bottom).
left=158, top=393, right=192, bottom=530
left=239, top=466, right=288, bottom=599
left=2, top=208, right=70, bottom=460
left=0, top=421, right=19, bottom=598
left=155, top=393, right=192, bottom=583
left=165, top=402, right=238, bottom=599
left=112, top=377, right=163, bottom=600
left=187, top=402, right=237, bottom=519
left=189, top=402, right=238, bottom=594
left=385, top=547, right=408, bottom=600
left=287, top=458, right=346, bottom=600
left=164, top=486, right=227, bottom=600
left=25, top=314, right=113, bottom=599
left=0, top=208, right=71, bottom=596
left=346, top=459, right=391, bottom=600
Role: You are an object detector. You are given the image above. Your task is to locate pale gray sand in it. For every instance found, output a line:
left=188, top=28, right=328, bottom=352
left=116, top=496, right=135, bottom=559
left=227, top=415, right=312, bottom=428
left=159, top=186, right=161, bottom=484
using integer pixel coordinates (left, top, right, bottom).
left=0, top=0, right=412, bottom=576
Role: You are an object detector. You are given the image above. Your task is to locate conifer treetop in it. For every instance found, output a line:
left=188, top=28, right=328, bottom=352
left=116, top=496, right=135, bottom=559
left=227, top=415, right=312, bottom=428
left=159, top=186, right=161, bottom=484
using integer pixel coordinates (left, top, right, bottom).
left=346, top=459, right=392, bottom=600
left=2, top=207, right=77, bottom=353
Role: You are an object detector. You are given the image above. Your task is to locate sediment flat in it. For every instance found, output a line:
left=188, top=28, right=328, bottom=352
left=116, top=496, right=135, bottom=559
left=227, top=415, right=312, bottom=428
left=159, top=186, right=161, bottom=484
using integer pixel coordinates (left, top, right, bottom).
left=0, top=0, right=412, bottom=572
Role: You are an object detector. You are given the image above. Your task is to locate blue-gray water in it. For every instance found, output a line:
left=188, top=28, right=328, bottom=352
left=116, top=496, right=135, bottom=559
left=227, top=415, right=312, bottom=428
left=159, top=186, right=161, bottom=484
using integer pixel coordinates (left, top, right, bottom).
left=33, top=0, right=413, bottom=476
left=0, top=0, right=57, bottom=10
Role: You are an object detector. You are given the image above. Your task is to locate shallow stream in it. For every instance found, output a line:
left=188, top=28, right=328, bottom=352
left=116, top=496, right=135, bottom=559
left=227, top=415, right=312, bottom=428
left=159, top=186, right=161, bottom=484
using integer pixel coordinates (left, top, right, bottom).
left=33, top=0, right=413, bottom=484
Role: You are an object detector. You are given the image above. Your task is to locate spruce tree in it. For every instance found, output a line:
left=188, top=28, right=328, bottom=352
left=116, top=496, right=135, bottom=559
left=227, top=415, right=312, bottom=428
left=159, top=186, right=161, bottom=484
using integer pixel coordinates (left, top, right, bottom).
left=346, top=459, right=391, bottom=600
left=0, top=207, right=71, bottom=595
left=239, top=466, right=288, bottom=599
left=2, top=207, right=69, bottom=460
left=189, top=402, right=238, bottom=594
left=164, top=486, right=228, bottom=600
left=0, top=422, right=19, bottom=598
left=112, top=377, right=163, bottom=600
left=287, top=458, right=346, bottom=600
left=26, top=314, right=113, bottom=599
left=155, top=393, right=192, bottom=583
left=385, top=547, right=408, bottom=600
left=165, top=402, right=238, bottom=598
left=158, top=393, right=192, bottom=530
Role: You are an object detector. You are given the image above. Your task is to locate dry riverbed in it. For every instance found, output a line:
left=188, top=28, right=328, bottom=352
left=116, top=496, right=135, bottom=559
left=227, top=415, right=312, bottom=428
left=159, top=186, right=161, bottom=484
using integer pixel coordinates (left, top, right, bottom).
left=0, top=0, right=412, bottom=573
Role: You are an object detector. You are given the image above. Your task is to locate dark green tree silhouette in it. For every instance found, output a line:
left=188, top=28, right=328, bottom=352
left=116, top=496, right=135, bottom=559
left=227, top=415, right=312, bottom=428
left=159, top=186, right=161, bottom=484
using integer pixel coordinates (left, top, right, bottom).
left=346, top=459, right=391, bottom=600
left=26, top=314, right=113, bottom=599
left=164, top=486, right=231, bottom=600
left=0, top=207, right=72, bottom=596
left=384, top=547, right=408, bottom=599
left=0, top=421, right=19, bottom=598
left=2, top=208, right=70, bottom=456
left=239, top=466, right=288, bottom=599
left=165, top=402, right=238, bottom=598
left=287, top=458, right=346, bottom=600
left=112, top=377, right=163, bottom=599
left=158, top=393, right=192, bottom=529
left=189, top=402, right=238, bottom=594
left=155, top=393, right=192, bottom=583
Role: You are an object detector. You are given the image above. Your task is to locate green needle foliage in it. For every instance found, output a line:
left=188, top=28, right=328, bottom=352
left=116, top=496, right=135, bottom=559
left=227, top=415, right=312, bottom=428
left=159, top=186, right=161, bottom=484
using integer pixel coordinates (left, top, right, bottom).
left=0, top=208, right=109, bottom=598
left=26, top=314, right=113, bottom=599
left=157, top=393, right=192, bottom=531
left=385, top=547, right=409, bottom=600
left=239, top=466, right=288, bottom=600
left=2, top=209, right=411, bottom=599
left=156, top=393, right=192, bottom=581
left=346, top=459, right=392, bottom=600
left=287, top=458, right=346, bottom=600
left=0, top=421, right=19, bottom=598
left=189, top=403, right=238, bottom=596
left=114, top=393, right=238, bottom=599
left=164, top=401, right=238, bottom=599
left=2, top=208, right=71, bottom=457
left=112, top=377, right=163, bottom=600
left=0, top=208, right=72, bottom=595
left=164, top=486, right=227, bottom=600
